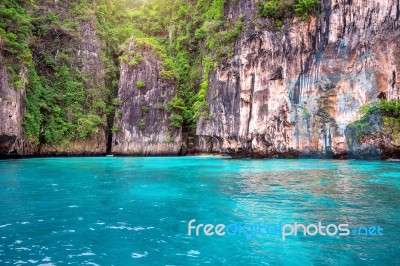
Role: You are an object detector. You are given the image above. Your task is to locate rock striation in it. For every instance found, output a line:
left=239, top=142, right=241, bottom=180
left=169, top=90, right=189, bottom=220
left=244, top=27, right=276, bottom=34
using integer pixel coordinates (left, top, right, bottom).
left=0, top=1, right=107, bottom=157
left=36, top=7, right=107, bottom=156
left=0, top=52, right=25, bottom=156
left=196, top=0, right=400, bottom=159
left=112, top=39, right=182, bottom=155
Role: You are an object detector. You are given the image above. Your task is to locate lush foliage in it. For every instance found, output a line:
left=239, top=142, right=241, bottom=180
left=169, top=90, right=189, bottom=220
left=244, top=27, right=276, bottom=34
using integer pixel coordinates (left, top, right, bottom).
left=258, top=0, right=295, bottom=20
left=347, top=100, right=400, bottom=141
left=136, top=81, right=146, bottom=89
left=258, top=0, right=320, bottom=26
left=115, top=0, right=245, bottom=137
left=0, top=0, right=33, bottom=89
left=295, top=0, right=321, bottom=20
left=1, top=0, right=108, bottom=145
left=1, top=0, right=246, bottom=147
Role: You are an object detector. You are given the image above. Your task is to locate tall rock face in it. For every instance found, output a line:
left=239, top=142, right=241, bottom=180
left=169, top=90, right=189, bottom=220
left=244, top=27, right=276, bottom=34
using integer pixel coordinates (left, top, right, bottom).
left=196, top=0, right=400, bottom=159
left=0, top=52, right=25, bottom=156
left=37, top=8, right=107, bottom=156
left=0, top=0, right=108, bottom=157
left=112, top=39, right=182, bottom=155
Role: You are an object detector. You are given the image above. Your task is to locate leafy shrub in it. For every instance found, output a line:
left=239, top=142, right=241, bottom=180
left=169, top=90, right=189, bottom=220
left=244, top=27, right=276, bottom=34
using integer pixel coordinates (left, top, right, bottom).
left=168, top=97, right=186, bottom=113
left=166, top=133, right=174, bottom=144
left=112, top=125, right=121, bottom=133
left=155, top=102, right=165, bottom=110
left=169, top=113, right=183, bottom=128
left=294, top=0, right=321, bottom=20
left=258, top=0, right=295, bottom=20
left=380, top=99, right=400, bottom=117
left=258, top=0, right=320, bottom=21
left=136, top=81, right=146, bottom=88
left=119, top=55, right=129, bottom=63
left=347, top=99, right=400, bottom=142
left=141, top=105, right=150, bottom=114
left=139, top=119, right=146, bottom=131
left=76, top=114, right=104, bottom=138
left=128, top=54, right=142, bottom=66
left=161, top=70, right=177, bottom=82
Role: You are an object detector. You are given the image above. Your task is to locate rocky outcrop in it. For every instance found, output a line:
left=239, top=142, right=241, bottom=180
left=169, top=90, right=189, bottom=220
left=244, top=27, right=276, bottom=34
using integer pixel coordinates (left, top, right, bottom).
left=38, top=130, right=107, bottom=156
left=112, top=39, right=182, bottom=155
left=0, top=0, right=108, bottom=157
left=0, top=52, right=25, bottom=157
left=36, top=11, right=107, bottom=156
left=345, top=105, right=400, bottom=160
left=196, top=0, right=400, bottom=159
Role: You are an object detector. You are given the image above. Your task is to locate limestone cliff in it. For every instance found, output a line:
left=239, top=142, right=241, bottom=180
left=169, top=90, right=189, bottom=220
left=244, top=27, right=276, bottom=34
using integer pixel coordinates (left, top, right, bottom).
left=0, top=0, right=107, bottom=157
left=36, top=8, right=107, bottom=156
left=0, top=52, right=25, bottom=156
left=196, top=0, right=400, bottom=159
left=112, top=39, right=182, bottom=155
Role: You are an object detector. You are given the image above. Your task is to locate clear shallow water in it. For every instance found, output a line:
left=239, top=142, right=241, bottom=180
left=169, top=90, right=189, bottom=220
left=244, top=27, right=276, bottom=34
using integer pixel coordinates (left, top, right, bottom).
left=0, top=157, right=399, bottom=265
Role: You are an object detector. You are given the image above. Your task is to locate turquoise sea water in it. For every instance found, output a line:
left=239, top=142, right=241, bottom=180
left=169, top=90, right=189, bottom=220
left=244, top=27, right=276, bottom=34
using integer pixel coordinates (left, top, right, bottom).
left=0, top=157, right=399, bottom=265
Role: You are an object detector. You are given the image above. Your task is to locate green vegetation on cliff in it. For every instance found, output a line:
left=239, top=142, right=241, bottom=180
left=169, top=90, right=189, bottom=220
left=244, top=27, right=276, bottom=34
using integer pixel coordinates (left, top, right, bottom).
left=1, top=0, right=109, bottom=145
left=0, top=0, right=32, bottom=89
left=347, top=99, right=400, bottom=145
left=258, top=0, right=320, bottom=27
left=121, top=0, right=245, bottom=137
left=1, top=0, right=245, bottom=147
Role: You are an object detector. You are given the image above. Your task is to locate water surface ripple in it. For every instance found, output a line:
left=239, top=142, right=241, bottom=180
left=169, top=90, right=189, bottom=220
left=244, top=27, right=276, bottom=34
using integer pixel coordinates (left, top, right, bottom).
left=0, top=157, right=399, bottom=265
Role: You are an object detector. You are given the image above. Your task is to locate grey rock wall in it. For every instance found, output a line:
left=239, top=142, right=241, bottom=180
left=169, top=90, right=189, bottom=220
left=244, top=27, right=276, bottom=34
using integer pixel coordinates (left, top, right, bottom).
left=196, top=0, right=400, bottom=159
left=0, top=52, right=25, bottom=156
left=112, top=39, right=182, bottom=155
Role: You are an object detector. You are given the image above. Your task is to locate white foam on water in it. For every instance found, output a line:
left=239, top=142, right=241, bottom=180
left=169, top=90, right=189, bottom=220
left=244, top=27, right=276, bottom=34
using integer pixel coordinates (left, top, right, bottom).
left=0, top=224, right=12, bottom=228
left=15, top=247, right=30, bottom=251
left=187, top=250, right=200, bottom=257
left=131, top=252, right=148, bottom=259
left=107, top=225, right=145, bottom=231
left=15, top=240, right=23, bottom=244
left=28, top=260, right=38, bottom=263
left=42, top=256, right=51, bottom=262
left=14, top=260, right=27, bottom=264
left=21, top=222, right=30, bottom=225
left=85, top=263, right=100, bottom=266
left=78, top=252, right=96, bottom=256
left=68, top=205, right=78, bottom=208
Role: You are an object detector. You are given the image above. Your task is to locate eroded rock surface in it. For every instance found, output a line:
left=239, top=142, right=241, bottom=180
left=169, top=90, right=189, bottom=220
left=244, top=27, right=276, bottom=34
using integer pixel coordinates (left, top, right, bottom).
left=196, top=0, right=400, bottom=159
left=0, top=53, right=25, bottom=156
left=112, top=39, right=182, bottom=155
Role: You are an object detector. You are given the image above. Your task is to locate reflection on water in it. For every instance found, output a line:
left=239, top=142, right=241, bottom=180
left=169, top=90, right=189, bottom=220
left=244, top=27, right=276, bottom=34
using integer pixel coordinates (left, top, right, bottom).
left=0, top=157, right=399, bottom=265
